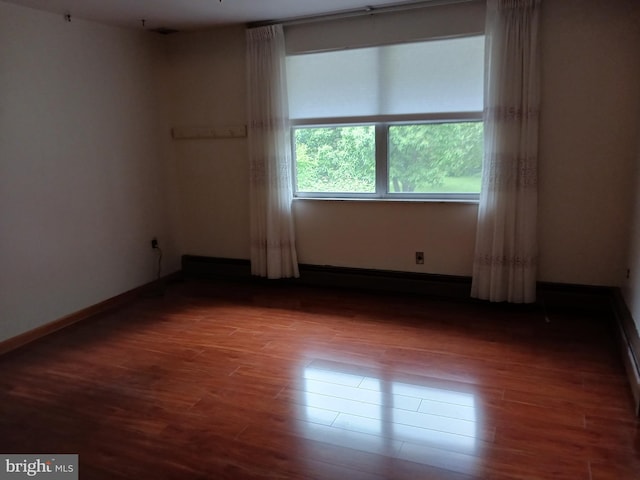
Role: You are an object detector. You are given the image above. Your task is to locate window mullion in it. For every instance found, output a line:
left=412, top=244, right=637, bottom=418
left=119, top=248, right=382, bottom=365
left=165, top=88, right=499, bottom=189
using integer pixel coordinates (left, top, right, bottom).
left=375, top=124, right=388, bottom=197
left=290, top=127, right=298, bottom=196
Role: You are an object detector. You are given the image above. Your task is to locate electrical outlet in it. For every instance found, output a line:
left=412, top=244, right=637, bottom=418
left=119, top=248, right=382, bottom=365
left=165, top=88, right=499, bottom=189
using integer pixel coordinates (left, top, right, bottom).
left=415, top=251, right=424, bottom=264
left=151, top=238, right=158, bottom=249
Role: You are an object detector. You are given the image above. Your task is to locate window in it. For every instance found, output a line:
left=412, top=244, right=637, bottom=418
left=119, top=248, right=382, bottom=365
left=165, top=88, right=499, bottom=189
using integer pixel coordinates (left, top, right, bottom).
left=294, top=125, right=376, bottom=194
left=287, top=35, right=485, bottom=200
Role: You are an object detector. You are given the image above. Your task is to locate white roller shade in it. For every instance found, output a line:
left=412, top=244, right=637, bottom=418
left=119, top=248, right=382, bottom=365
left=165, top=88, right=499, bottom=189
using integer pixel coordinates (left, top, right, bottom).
left=284, top=1, right=486, bottom=54
left=287, top=35, right=484, bottom=120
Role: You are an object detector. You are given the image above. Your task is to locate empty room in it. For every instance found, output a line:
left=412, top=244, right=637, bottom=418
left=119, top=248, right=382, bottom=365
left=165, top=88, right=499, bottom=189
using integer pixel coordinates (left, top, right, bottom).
left=1, top=0, right=640, bottom=478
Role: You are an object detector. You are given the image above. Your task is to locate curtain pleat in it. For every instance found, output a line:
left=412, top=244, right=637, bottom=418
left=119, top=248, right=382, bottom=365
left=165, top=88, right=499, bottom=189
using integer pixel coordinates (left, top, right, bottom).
left=471, top=0, right=541, bottom=303
left=246, top=25, right=300, bottom=279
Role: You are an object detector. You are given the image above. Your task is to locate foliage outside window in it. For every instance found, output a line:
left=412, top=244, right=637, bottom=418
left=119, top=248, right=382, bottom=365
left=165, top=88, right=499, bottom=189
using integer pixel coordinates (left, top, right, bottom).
left=388, top=122, right=483, bottom=194
left=293, top=121, right=483, bottom=197
left=295, top=126, right=375, bottom=193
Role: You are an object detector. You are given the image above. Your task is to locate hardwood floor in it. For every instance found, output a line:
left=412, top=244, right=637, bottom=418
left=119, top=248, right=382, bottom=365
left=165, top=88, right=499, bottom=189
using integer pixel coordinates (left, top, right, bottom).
left=0, top=279, right=638, bottom=479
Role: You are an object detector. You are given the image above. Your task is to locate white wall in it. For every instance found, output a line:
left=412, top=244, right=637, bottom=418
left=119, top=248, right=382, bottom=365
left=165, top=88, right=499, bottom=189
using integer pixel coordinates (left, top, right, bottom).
left=0, top=2, right=177, bottom=342
left=538, top=0, right=640, bottom=286
left=166, top=0, right=640, bottom=286
left=623, top=120, right=640, bottom=333
left=164, top=26, right=250, bottom=260
left=294, top=200, right=478, bottom=275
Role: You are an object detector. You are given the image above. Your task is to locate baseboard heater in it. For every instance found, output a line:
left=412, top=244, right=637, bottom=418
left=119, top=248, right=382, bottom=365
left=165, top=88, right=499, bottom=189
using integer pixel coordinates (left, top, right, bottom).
left=610, top=290, right=640, bottom=415
left=181, top=255, right=472, bottom=299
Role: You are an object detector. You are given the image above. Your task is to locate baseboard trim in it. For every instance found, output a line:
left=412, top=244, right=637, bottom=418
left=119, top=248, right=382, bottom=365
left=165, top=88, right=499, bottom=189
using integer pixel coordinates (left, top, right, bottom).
left=0, top=273, right=180, bottom=356
left=610, top=289, right=640, bottom=415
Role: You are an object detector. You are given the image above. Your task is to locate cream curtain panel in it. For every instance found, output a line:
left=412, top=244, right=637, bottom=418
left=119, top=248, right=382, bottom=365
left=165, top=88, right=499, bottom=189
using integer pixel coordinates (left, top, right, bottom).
left=246, top=25, right=299, bottom=279
left=471, top=0, right=542, bottom=303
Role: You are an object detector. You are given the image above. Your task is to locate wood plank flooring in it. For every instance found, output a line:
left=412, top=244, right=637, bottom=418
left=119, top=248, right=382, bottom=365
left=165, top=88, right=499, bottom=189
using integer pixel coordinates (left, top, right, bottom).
left=0, top=279, right=638, bottom=479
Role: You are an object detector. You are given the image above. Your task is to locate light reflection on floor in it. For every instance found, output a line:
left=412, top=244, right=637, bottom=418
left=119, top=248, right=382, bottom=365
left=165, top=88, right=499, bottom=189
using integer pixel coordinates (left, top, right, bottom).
left=299, top=364, right=480, bottom=475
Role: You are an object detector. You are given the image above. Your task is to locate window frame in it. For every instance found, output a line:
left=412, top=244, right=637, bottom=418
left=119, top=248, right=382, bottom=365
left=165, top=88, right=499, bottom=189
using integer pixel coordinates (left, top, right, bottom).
left=291, top=112, right=483, bottom=201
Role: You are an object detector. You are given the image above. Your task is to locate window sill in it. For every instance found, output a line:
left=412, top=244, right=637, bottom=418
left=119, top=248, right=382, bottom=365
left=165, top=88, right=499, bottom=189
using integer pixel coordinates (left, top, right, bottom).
left=292, top=197, right=479, bottom=205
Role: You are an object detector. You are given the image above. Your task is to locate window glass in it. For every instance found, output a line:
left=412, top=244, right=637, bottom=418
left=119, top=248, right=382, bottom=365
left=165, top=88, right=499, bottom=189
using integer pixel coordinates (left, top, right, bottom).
left=294, top=126, right=375, bottom=193
left=388, top=122, right=483, bottom=194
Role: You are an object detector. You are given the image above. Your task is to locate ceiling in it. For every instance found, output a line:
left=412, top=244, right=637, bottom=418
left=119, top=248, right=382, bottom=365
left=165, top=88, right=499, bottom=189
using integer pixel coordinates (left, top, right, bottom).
left=2, top=0, right=435, bottom=32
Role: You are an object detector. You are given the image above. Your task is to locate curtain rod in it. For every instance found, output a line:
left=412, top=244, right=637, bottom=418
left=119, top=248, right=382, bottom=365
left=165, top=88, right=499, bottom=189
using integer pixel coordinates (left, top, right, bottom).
left=247, top=0, right=480, bottom=29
